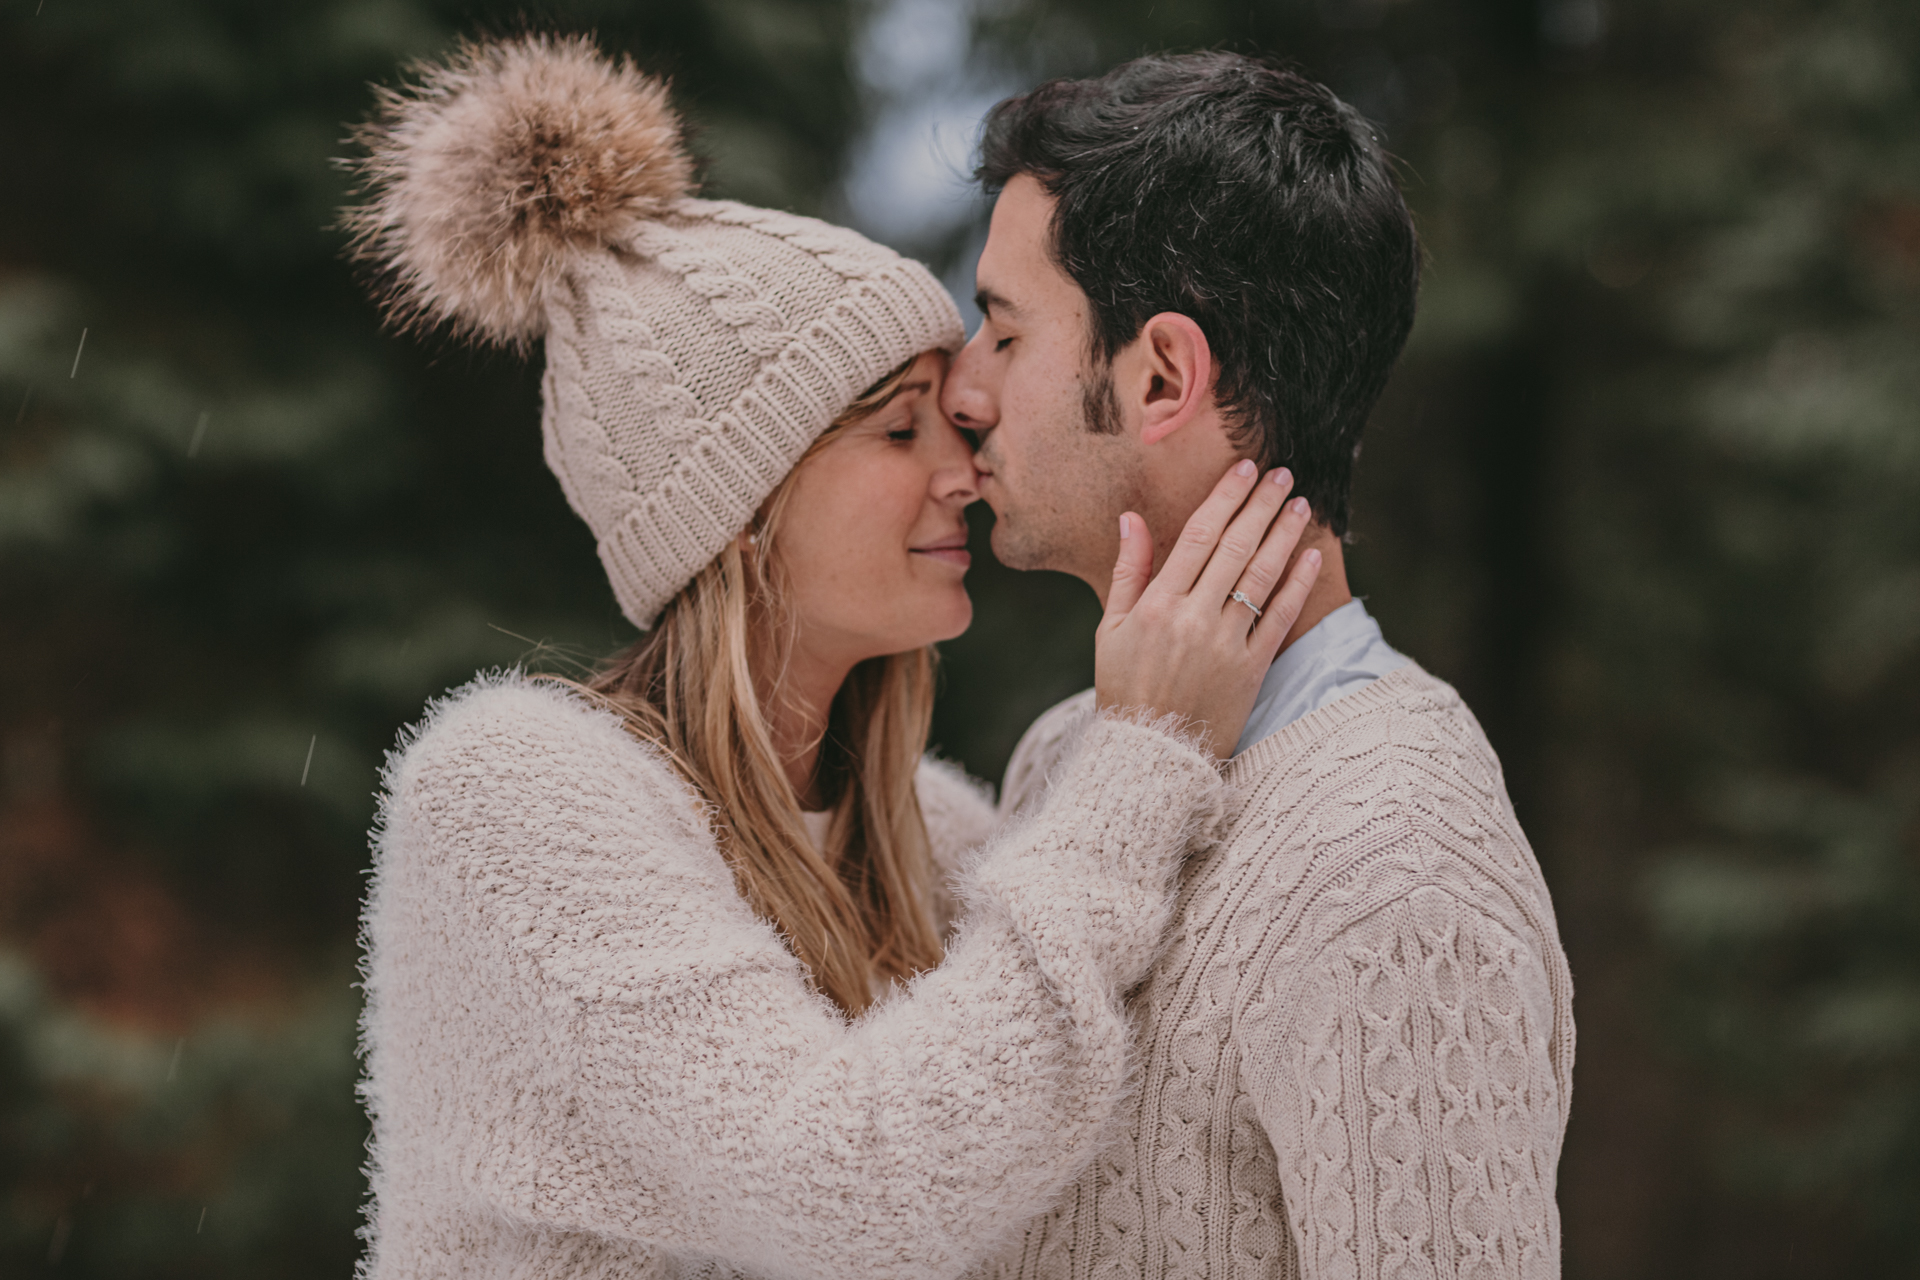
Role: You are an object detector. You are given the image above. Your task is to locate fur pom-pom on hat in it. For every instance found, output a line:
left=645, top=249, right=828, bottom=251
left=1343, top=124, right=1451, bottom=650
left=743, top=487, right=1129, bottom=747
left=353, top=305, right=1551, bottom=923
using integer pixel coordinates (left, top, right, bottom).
left=342, top=34, right=695, bottom=345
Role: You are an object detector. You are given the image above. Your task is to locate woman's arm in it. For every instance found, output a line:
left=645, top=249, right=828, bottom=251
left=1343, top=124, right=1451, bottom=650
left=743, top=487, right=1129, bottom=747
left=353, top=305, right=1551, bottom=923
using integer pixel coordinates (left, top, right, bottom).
left=996, top=690, right=1098, bottom=823
left=373, top=676, right=1220, bottom=1280
left=914, top=756, right=996, bottom=936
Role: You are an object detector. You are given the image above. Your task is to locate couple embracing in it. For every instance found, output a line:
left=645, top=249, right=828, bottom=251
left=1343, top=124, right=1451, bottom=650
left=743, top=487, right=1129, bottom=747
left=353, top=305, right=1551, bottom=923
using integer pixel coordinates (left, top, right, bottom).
left=350, top=34, right=1573, bottom=1280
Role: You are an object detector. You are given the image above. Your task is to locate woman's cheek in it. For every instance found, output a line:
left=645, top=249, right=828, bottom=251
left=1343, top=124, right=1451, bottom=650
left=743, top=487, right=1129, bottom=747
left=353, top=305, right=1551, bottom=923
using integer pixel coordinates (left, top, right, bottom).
left=847, top=473, right=908, bottom=590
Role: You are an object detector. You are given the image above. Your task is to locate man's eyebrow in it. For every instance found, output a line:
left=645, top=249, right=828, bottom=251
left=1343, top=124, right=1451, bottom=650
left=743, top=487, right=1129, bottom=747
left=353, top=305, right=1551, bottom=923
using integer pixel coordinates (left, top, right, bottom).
left=974, top=287, right=1020, bottom=319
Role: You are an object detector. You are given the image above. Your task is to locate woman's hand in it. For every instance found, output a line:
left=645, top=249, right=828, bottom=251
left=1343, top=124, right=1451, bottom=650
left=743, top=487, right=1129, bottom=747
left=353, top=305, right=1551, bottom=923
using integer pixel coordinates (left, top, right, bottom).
left=1093, top=460, right=1322, bottom=759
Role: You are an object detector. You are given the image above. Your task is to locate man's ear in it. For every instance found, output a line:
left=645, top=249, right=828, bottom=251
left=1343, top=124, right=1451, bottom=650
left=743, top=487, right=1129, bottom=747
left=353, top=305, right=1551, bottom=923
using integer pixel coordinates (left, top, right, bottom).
left=1131, top=313, right=1214, bottom=446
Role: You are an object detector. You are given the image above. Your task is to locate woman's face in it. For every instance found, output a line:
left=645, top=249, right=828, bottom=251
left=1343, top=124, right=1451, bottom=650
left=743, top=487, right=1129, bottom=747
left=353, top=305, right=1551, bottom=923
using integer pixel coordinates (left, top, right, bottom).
left=775, top=350, right=978, bottom=668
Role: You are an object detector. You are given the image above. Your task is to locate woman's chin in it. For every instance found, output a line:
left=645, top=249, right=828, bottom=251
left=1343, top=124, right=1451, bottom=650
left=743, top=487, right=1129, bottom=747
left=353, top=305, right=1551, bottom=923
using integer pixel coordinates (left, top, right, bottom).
left=905, top=589, right=974, bottom=649
left=932, top=597, right=974, bottom=644
left=834, top=587, right=972, bottom=659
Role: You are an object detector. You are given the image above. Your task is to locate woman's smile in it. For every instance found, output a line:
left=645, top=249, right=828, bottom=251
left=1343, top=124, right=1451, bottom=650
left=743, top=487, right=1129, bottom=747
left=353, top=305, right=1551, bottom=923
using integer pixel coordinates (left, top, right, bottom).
left=910, top=531, right=972, bottom=569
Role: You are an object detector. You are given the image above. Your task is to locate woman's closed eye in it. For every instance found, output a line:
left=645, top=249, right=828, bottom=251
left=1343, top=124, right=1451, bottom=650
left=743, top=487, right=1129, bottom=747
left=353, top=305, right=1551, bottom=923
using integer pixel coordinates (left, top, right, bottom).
left=887, top=425, right=918, bottom=443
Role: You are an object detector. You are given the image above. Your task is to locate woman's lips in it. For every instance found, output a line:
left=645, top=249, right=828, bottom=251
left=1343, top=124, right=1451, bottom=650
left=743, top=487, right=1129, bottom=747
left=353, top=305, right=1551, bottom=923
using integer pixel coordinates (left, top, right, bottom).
left=911, top=535, right=971, bottom=568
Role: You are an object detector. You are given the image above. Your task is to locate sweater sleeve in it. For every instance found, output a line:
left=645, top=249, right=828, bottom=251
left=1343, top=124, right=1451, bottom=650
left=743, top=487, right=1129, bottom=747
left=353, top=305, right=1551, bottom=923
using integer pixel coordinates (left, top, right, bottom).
left=914, top=756, right=998, bottom=936
left=1233, top=884, right=1567, bottom=1280
left=373, top=679, right=1221, bottom=1280
left=998, top=689, right=1098, bottom=822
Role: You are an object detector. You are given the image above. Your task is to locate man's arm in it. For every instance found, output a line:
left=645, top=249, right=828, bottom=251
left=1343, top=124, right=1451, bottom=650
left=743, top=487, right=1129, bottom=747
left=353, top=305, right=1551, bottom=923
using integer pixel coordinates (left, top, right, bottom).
left=1235, top=882, right=1569, bottom=1280
left=997, top=689, right=1098, bottom=823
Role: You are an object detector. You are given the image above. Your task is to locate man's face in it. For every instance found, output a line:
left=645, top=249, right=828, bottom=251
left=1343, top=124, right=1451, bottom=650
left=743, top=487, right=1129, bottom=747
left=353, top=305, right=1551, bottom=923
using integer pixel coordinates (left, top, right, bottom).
left=941, top=175, right=1142, bottom=590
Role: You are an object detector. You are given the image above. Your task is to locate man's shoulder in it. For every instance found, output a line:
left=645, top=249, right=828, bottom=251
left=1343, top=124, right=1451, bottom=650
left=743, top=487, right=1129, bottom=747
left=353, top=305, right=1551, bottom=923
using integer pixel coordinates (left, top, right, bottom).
left=1231, top=664, right=1502, bottom=801
left=997, top=688, right=1099, bottom=821
left=1220, top=663, right=1559, bottom=948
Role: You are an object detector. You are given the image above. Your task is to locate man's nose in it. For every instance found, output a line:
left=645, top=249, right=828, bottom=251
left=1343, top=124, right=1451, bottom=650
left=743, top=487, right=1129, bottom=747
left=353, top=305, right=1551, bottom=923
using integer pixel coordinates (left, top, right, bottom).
left=939, top=333, right=997, bottom=433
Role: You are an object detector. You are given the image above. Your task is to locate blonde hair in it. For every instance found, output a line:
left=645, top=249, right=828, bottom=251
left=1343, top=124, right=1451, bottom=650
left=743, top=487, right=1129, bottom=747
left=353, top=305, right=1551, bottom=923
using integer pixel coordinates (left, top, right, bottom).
left=580, top=359, right=943, bottom=1016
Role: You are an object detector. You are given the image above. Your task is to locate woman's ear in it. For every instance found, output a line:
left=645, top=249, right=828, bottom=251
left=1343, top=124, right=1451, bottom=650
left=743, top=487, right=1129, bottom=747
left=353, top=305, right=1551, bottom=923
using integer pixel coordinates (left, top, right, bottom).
left=1132, top=313, right=1214, bottom=446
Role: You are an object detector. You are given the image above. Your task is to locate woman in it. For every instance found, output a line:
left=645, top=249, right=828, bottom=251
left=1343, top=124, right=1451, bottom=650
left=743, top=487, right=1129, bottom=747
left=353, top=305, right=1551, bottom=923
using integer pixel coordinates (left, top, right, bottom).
left=347, top=35, right=1322, bottom=1280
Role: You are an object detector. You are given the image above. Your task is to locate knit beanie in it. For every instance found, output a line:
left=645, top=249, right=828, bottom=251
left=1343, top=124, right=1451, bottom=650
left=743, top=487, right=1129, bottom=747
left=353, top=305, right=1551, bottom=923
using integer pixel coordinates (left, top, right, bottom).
left=342, top=35, right=964, bottom=628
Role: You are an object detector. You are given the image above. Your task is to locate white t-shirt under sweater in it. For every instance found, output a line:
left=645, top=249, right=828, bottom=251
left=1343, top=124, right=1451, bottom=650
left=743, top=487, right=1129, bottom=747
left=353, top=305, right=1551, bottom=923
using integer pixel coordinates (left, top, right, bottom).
left=986, top=665, right=1575, bottom=1280
left=799, top=808, right=832, bottom=852
left=359, top=672, right=1228, bottom=1280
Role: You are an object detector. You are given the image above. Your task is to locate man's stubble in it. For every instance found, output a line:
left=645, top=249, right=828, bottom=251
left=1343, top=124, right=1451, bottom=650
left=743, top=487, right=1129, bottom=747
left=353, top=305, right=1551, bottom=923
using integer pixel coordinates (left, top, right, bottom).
left=984, top=363, right=1144, bottom=592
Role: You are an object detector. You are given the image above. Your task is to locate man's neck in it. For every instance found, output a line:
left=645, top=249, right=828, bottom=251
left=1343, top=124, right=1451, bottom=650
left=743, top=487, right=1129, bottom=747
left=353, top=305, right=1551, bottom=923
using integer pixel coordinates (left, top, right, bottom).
left=1277, top=522, right=1352, bottom=654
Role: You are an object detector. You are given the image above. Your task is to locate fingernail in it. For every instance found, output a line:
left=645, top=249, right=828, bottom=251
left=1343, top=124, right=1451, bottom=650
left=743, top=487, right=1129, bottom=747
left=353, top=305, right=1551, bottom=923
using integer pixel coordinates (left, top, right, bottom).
left=1292, top=497, right=1311, bottom=516
left=1234, top=459, right=1257, bottom=478
left=1118, top=513, right=1131, bottom=539
left=1305, top=548, right=1322, bottom=566
left=1270, top=467, right=1291, bottom=486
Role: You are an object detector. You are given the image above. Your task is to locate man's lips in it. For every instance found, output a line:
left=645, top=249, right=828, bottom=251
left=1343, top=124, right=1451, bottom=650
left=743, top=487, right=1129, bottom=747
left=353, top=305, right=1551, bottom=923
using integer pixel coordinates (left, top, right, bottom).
left=910, top=533, right=971, bottom=568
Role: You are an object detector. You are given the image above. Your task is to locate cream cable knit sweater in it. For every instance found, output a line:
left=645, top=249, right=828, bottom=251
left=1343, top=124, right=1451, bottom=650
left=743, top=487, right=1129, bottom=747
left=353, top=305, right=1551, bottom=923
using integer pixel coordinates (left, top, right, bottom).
left=979, top=666, right=1575, bottom=1280
left=358, top=673, right=1224, bottom=1280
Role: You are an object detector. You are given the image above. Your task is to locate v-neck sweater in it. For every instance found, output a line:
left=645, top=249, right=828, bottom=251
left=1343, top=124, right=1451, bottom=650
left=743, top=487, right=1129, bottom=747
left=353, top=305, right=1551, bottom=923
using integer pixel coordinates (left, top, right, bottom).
left=984, top=665, right=1575, bottom=1280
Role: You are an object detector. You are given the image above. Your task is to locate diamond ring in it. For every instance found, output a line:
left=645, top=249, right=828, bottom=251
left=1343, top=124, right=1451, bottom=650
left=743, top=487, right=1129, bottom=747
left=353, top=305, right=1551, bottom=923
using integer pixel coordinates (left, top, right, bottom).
left=1228, top=590, right=1263, bottom=619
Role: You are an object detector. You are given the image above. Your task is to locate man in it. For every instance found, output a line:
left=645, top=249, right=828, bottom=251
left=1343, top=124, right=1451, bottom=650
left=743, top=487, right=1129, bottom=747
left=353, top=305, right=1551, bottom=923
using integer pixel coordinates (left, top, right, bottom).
left=942, top=53, right=1575, bottom=1280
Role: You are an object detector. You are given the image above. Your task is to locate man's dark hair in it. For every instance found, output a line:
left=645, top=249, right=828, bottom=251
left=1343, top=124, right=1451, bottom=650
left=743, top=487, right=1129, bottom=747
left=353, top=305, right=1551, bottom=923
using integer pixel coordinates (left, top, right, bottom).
left=977, top=52, right=1420, bottom=538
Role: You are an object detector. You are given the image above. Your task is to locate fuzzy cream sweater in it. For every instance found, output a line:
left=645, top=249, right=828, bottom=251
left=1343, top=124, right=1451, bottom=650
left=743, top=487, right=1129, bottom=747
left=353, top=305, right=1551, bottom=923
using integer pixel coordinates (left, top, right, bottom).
left=978, top=666, right=1575, bottom=1280
left=358, top=673, right=1225, bottom=1280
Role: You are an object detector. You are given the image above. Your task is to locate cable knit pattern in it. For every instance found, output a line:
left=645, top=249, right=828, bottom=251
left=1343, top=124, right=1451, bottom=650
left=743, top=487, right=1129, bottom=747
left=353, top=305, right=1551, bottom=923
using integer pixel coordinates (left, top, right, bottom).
left=632, top=219, right=801, bottom=358
left=358, top=672, right=1224, bottom=1280
left=700, top=200, right=900, bottom=280
left=980, top=666, right=1574, bottom=1280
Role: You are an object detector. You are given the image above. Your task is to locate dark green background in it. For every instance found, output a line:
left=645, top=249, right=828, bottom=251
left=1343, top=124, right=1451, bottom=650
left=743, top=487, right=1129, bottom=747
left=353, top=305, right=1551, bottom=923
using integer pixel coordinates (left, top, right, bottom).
left=2, top=0, right=1915, bottom=1275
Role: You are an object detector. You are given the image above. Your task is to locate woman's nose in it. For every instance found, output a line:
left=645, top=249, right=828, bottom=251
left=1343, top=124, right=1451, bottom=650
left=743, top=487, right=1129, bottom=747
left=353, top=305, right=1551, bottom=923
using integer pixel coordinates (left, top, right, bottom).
left=939, top=337, right=998, bottom=431
left=929, top=419, right=981, bottom=503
